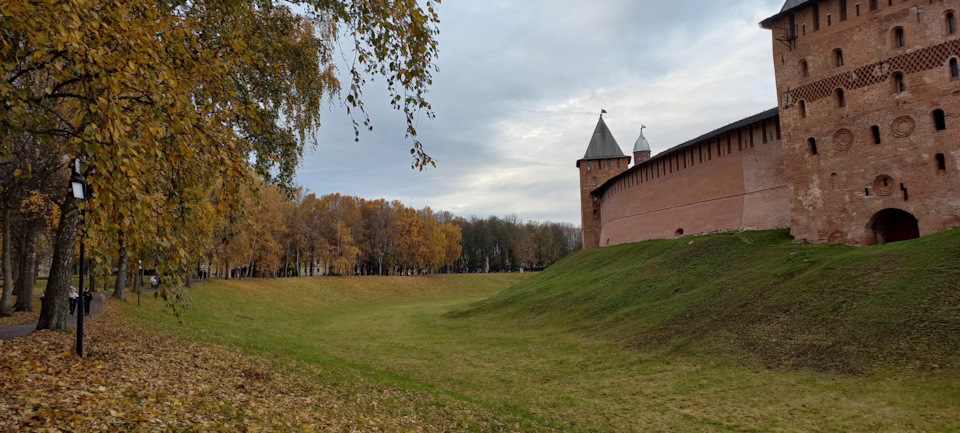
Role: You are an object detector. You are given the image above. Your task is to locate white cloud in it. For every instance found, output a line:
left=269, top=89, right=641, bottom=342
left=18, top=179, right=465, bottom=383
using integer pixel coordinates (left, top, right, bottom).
left=295, top=0, right=786, bottom=224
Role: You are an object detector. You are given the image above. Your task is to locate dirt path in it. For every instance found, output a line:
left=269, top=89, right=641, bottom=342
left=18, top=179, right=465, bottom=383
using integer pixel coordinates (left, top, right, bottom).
left=0, top=293, right=106, bottom=340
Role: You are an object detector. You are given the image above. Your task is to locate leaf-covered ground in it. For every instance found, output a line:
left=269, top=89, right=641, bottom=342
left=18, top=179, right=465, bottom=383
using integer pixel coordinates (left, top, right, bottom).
left=0, top=309, right=40, bottom=327
left=0, top=300, right=539, bottom=432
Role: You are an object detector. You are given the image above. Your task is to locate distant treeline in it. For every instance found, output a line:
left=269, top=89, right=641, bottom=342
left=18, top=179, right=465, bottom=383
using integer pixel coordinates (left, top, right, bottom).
left=458, top=215, right=582, bottom=273
left=209, top=187, right=581, bottom=278
left=0, top=181, right=580, bottom=291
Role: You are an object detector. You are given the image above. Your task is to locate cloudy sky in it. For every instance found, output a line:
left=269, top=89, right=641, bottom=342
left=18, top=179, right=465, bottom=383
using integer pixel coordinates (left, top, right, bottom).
left=294, top=0, right=785, bottom=225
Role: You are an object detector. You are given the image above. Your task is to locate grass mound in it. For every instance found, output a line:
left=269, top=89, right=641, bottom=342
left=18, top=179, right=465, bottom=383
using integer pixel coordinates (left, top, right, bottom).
left=450, top=229, right=960, bottom=373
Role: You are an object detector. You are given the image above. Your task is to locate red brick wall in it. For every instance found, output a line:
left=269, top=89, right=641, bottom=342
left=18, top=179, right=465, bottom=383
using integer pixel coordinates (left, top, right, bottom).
left=771, top=0, right=960, bottom=244
left=595, top=118, right=790, bottom=246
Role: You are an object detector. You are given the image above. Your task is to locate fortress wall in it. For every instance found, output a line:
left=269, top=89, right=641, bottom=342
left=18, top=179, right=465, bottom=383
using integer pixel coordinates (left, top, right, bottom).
left=595, top=116, right=790, bottom=247
left=771, top=0, right=960, bottom=244
left=742, top=120, right=792, bottom=231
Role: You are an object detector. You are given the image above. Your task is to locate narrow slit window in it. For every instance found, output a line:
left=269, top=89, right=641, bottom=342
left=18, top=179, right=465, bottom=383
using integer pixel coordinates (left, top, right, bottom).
left=893, top=27, right=905, bottom=48
left=814, top=4, right=820, bottom=31
left=871, top=125, right=881, bottom=144
left=856, top=4, right=860, bottom=16
left=870, top=0, right=877, bottom=11
left=893, top=72, right=905, bottom=93
left=950, top=58, right=958, bottom=78
left=799, top=100, right=807, bottom=118
left=936, top=153, right=947, bottom=170
left=835, top=88, right=846, bottom=107
left=834, top=49, right=844, bottom=67
left=809, top=137, right=818, bottom=155
left=840, top=0, right=848, bottom=21
left=948, top=12, right=956, bottom=34
left=800, top=60, right=809, bottom=78
left=933, top=109, right=946, bottom=131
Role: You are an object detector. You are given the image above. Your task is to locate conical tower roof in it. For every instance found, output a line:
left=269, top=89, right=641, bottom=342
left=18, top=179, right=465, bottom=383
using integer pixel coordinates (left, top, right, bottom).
left=582, top=116, right=625, bottom=160
left=633, top=129, right=650, bottom=152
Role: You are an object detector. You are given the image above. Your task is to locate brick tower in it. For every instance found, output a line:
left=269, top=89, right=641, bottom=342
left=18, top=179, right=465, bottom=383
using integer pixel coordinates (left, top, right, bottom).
left=576, top=114, right=631, bottom=249
left=762, top=0, right=960, bottom=244
left=633, top=126, right=651, bottom=164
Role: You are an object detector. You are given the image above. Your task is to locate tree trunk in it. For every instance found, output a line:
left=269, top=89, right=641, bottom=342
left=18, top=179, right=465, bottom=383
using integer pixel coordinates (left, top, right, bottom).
left=14, top=223, right=39, bottom=311
left=37, top=194, right=79, bottom=331
left=112, top=237, right=127, bottom=300
left=0, top=205, right=15, bottom=316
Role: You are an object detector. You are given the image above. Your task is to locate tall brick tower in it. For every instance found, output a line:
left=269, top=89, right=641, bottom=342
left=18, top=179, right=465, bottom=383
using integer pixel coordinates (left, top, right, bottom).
left=762, top=0, right=960, bottom=244
left=576, top=114, right=631, bottom=249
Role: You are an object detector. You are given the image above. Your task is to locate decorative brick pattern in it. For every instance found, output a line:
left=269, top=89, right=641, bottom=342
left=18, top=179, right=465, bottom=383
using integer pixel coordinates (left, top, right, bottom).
left=791, top=39, right=960, bottom=103
left=873, top=175, right=896, bottom=196
left=833, top=129, right=854, bottom=151
left=890, top=116, right=916, bottom=138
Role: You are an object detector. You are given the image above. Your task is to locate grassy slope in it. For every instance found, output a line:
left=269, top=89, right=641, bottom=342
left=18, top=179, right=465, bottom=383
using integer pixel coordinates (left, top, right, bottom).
left=452, top=229, right=960, bottom=373
left=122, top=231, right=960, bottom=432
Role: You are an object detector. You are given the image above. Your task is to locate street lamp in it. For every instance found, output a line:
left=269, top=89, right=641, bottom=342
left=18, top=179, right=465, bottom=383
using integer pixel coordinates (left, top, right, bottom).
left=71, top=158, right=90, bottom=357
left=137, top=260, right=142, bottom=306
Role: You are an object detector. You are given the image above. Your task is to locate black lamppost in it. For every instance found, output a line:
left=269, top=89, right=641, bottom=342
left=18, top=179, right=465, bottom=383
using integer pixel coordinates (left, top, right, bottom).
left=137, top=260, right=142, bottom=306
left=70, top=158, right=90, bottom=357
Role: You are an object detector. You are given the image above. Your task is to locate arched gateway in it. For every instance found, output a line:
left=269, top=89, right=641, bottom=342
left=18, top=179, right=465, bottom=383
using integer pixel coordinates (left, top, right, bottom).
left=868, top=208, right=919, bottom=245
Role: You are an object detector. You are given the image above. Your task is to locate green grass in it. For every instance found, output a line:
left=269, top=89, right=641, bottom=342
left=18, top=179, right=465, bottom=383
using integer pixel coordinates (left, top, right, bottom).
left=124, top=230, right=960, bottom=432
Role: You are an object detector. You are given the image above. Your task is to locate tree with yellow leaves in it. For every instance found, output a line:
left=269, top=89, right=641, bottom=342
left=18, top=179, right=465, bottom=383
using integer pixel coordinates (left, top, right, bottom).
left=1, top=0, right=441, bottom=329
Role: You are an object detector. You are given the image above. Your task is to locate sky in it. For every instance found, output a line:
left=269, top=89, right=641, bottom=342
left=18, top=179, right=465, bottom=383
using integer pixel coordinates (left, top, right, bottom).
left=293, top=0, right=786, bottom=225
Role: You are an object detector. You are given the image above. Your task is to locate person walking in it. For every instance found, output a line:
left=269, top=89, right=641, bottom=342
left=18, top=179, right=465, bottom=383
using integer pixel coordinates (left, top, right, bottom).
left=83, top=288, right=93, bottom=316
left=69, top=286, right=79, bottom=315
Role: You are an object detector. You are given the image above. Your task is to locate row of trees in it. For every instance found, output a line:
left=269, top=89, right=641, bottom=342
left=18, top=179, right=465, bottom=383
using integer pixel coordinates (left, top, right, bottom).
left=0, top=176, right=581, bottom=301
left=210, top=189, right=582, bottom=278
left=1, top=0, right=443, bottom=330
left=213, top=187, right=465, bottom=278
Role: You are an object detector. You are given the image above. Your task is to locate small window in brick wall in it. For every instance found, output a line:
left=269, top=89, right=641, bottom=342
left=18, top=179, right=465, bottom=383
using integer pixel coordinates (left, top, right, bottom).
left=893, top=72, right=905, bottom=93
left=934, top=109, right=947, bottom=131
left=800, top=60, right=809, bottom=78
left=799, top=100, right=807, bottom=118
left=809, top=137, right=818, bottom=155
left=870, top=0, right=877, bottom=11
left=947, top=11, right=956, bottom=35
left=834, top=49, right=844, bottom=67
left=835, top=88, right=846, bottom=107
left=871, top=125, right=882, bottom=144
left=936, top=153, right=947, bottom=171
left=893, top=27, right=905, bottom=48
left=951, top=58, right=959, bottom=79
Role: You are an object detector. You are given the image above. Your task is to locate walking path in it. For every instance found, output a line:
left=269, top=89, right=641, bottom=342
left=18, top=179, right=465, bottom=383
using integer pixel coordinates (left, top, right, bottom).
left=0, top=293, right=107, bottom=340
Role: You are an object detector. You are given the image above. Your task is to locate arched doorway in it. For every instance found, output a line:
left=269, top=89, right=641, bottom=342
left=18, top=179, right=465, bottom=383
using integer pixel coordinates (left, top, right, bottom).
left=868, top=208, right=919, bottom=244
